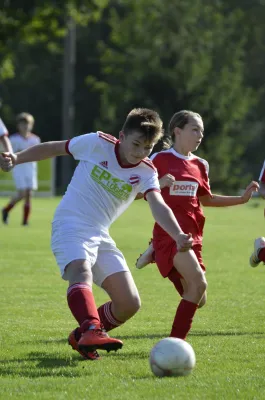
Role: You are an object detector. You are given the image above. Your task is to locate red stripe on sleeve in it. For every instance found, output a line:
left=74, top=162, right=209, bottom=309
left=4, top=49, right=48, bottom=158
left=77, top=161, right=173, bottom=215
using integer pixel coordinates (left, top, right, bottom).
left=144, top=188, right=161, bottom=201
left=65, top=139, right=72, bottom=155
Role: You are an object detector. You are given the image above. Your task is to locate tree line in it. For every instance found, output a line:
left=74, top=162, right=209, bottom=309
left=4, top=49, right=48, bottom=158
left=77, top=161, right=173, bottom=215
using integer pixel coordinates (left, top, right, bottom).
left=1, top=0, right=265, bottom=192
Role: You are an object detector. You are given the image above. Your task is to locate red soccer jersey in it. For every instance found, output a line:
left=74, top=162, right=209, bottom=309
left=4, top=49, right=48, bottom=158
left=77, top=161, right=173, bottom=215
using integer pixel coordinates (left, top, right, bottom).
left=152, top=148, right=212, bottom=244
left=259, top=160, right=265, bottom=183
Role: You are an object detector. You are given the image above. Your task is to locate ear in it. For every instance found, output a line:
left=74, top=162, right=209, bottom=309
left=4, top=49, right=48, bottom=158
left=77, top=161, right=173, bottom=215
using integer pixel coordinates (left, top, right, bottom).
left=172, top=127, right=181, bottom=141
left=119, top=131, right=125, bottom=141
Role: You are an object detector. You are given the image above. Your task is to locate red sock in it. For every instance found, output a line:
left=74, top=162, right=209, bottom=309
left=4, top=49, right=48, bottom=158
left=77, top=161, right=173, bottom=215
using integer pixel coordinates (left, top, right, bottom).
left=4, top=203, right=14, bottom=212
left=23, top=203, right=31, bottom=224
left=98, top=301, right=123, bottom=332
left=170, top=299, right=198, bottom=339
left=168, top=268, right=184, bottom=296
left=259, top=248, right=265, bottom=262
left=67, top=283, right=100, bottom=333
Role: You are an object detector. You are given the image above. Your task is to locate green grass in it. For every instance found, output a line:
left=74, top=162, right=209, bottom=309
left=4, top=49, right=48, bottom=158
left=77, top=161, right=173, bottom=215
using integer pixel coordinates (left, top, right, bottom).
left=0, top=197, right=265, bottom=399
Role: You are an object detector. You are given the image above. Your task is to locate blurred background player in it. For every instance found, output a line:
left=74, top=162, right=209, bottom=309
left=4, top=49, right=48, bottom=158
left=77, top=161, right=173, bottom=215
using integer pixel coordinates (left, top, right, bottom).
left=249, top=160, right=265, bottom=267
left=135, top=110, right=258, bottom=341
left=2, top=112, right=40, bottom=225
left=0, top=116, right=13, bottom=153
left=0, top=108, right=193, bottom=361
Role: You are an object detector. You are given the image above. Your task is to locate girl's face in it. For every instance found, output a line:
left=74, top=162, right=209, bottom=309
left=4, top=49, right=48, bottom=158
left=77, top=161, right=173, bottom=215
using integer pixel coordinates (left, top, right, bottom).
left=174, top=115, right=204, bottom=154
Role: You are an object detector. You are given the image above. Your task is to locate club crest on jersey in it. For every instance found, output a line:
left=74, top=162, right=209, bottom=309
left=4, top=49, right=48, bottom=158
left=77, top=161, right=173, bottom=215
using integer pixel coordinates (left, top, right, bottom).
left=128, top=174, right=140, bottom=185
left=99, top=161, right=108, bottom=169
left=170, top=181, right=199, bottom=196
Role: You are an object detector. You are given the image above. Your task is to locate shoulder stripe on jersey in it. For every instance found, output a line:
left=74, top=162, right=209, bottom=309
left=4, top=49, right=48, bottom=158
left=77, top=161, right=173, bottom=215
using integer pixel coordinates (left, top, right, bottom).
left=259, top=161, right=265, bottom=182
left=98, top=131, right=117, bottom=144
left=196, top=157, right=209, bottom=175
left=65, top=139, right=72, bottom=155
left=142, top=158, right=157, bottom=171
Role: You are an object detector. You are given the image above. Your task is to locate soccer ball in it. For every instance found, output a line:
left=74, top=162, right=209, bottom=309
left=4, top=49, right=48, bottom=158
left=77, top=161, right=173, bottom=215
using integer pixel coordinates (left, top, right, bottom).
left=149, top=337, right=196, bottom=377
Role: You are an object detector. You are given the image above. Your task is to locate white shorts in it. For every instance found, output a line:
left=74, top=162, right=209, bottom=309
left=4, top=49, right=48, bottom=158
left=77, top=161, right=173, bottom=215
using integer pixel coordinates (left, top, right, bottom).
left=12, top=163, right=38, bottom=190
left=51, top=221, right=130, bottom=287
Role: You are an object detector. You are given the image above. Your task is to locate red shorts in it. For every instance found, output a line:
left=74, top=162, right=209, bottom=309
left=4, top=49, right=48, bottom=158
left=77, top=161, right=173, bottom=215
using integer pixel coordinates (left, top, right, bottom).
left=153, top=236, right=205, bottom=279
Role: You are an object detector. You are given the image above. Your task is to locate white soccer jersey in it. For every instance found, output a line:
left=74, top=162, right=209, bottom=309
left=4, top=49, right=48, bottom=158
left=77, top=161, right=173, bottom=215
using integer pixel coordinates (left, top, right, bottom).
left=53, top=132, right=160, bottom=229
left=10, top=133, right=41, bottom=190
left=0, top=118, right=8, bottom=137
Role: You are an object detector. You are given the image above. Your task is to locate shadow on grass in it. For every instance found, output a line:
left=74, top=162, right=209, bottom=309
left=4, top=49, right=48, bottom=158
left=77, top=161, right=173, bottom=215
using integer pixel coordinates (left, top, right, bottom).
left=19, top=338, right=67, bottom=345
left=119, top=330, right=265, bottom=340
left=0, top=351, right=93, bottom=378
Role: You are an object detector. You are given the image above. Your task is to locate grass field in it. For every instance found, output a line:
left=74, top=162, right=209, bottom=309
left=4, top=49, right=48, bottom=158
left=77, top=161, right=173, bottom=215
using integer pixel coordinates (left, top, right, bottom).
left=1, top=197, right=265, bottom=400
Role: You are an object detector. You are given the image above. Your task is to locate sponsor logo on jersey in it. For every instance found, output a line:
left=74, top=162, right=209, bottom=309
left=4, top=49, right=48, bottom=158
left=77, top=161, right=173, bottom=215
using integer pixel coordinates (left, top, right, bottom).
left=99, top=161, right=108, bottom=169
left=170, top=181, right=198, bottom=196
left=128, top=174, right=140, bottom=185
left=91, top=165, right=132, bottom=200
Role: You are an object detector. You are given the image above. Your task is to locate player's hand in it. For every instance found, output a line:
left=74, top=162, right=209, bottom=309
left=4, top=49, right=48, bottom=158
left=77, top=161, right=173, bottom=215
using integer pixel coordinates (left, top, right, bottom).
left=176, top=232, right=193, bottom=252
left=241, top=181, right=259, bottom=203
left=159, top=174, right=175, bottom=189
left=0, top=152, right=17, bottom=172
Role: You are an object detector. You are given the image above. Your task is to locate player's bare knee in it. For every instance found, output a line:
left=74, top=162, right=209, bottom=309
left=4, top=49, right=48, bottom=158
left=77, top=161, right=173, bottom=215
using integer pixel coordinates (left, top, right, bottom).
left=198, top=292, right=207, bottom=308
left=65, top=260, right=92, bottom=285
left=115, top=294, right=141, bottom=320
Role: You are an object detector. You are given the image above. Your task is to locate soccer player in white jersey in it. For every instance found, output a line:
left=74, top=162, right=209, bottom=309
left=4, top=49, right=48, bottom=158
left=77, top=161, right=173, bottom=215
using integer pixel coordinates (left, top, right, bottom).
left=135, top=110, right=258, bottom=341
left=0, top=116, right=12, bottom=152
left=1, top=108, right=193, bottom=361
left=2, top=113, right=40, bottom=225
left=249, top=161, right=265, bottom=267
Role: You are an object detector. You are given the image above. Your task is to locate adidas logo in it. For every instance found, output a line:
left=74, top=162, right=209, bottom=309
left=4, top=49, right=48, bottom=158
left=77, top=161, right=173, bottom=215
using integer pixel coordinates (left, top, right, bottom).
left=99, top=161, right=108, bottom=169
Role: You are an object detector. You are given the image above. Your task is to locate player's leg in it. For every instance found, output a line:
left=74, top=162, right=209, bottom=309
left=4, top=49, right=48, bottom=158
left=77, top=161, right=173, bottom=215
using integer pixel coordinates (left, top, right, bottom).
left=168, top=268, right=206, bottom=308
left=135, top=239, right=155, bottom=269
left=22, top=189, right=31, bottom=225
left=249, top=237, right=265, bottom=267
left=99, top=271, right=141, bottom=331
left=94, top=238, right=141, bottom=331
left=170, top=250, right=207, bottom=339
left=2, top=190, right=25, bottom=224
left=51, top=223, right=123, bottom=360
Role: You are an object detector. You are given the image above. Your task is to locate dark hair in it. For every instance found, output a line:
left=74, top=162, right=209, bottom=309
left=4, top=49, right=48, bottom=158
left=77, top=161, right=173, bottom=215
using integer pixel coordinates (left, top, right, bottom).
left=122, top=108, right=163, bottom=143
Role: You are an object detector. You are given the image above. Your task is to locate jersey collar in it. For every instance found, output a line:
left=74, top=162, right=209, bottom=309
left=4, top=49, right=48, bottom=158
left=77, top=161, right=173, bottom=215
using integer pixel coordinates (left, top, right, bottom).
left=170, top=147, right=196, bottom=160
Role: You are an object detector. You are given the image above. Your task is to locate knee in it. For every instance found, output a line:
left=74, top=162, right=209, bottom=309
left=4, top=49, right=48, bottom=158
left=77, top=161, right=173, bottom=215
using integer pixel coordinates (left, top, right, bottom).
left=189, top=277, right=207, bottom=299
left=198, top=292, right=207, bottom=308
left=65, top=261, right=92, bottom=285
left=115, top=294, right=141, bottom=320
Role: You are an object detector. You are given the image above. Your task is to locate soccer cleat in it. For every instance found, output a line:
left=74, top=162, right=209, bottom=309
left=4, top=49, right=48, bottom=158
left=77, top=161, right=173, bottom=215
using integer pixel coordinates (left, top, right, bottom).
left=136, top=241, right=155, bottom=269
left=78, top=325, right=123, bottom=354
left=249, top=237, right=265, bottom=268
left=68, top=328, right=100, bottom=360
left=2, top=209, right=8, bottom=224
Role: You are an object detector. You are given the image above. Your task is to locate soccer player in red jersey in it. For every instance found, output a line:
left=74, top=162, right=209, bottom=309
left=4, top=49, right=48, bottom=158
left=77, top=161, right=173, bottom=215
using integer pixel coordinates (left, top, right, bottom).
left=136, top=110, right=259, bottom=340
left=249, top=161, right=265, bottom=267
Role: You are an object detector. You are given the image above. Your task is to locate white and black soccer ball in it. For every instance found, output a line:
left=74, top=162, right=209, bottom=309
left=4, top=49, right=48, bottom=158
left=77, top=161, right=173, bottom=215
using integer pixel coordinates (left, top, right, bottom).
left=149, top=337, right=196, bottom=377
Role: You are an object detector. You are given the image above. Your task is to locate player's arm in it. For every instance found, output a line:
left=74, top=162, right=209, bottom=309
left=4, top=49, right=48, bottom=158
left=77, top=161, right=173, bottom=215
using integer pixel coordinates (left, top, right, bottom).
left=0, top=141, right=68, bottom=172
left=199, top=181, right=259, bottom=207
left=0, top=135, right=13, bottom=152
left=259, top=181, right=265, bottom=198
left=135, top=174, right=175, bottom=200
left=146, top=190, right=193, bottom=251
